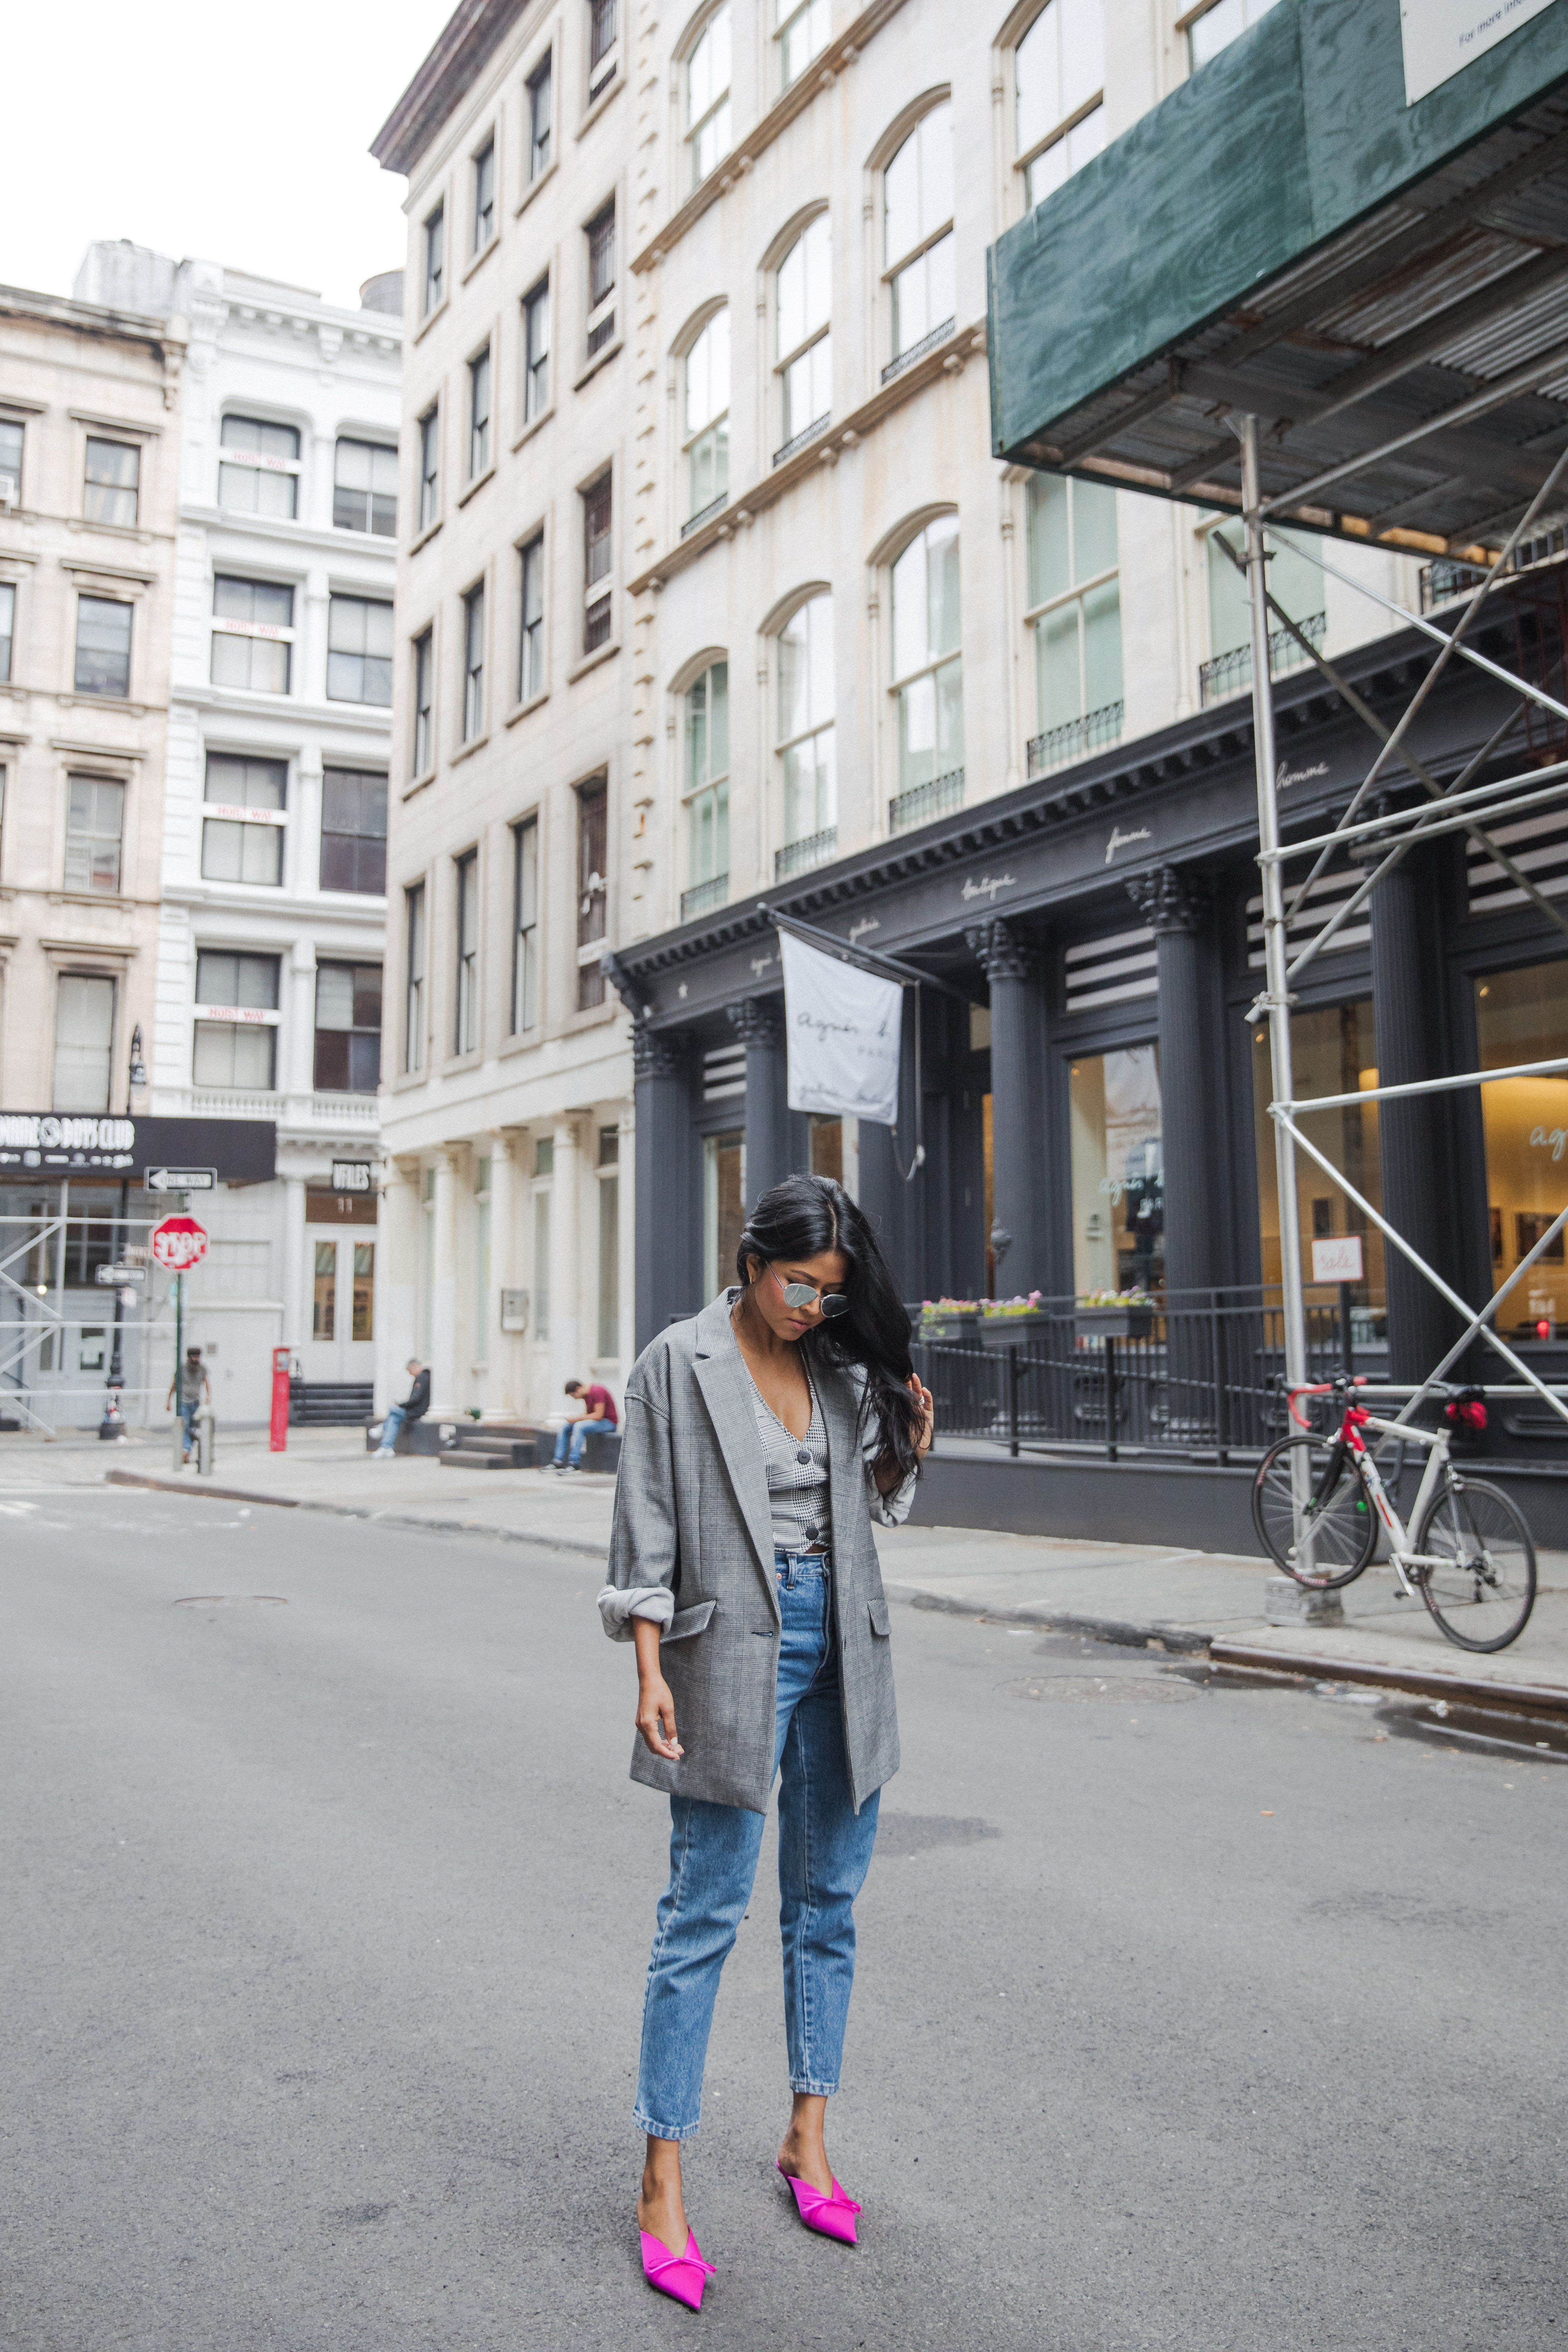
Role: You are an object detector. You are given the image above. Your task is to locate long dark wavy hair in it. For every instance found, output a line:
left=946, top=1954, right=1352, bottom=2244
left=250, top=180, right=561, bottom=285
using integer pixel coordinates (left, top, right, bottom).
left=736, top=1173, right=922, bottom=1481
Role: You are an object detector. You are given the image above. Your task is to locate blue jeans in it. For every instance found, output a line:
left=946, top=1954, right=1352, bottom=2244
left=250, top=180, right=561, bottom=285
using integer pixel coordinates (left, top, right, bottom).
left=634, top=1548, right=881, bottom=2141
left=376, top=1403, right=407, bottom=1455
left=179, top=1401, right=198, bottom=1454
left=553, top=1419, right=592, bottom=1466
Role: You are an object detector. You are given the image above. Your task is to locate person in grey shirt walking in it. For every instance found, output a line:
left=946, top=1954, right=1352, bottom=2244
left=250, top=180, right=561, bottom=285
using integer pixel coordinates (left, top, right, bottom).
left=598, top=1173, right=933, bottom=2307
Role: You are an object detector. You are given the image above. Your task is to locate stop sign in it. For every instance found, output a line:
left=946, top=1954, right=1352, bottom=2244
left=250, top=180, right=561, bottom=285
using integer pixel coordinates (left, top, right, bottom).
left=150, top=1214, right=208, bottom=1273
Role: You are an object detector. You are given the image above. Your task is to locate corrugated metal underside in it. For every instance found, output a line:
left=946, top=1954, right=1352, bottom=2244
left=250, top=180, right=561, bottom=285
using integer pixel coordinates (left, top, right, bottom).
left=1002, top=89, right=1568, bottom=556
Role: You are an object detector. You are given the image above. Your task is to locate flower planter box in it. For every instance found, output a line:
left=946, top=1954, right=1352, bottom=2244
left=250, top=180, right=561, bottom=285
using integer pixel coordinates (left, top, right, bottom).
left=978, top=1311, right=1060, bottom=1353
left=1074, top=1304, right=1155, bottom=1343
left=918, top=1311, right=983, bottom=1345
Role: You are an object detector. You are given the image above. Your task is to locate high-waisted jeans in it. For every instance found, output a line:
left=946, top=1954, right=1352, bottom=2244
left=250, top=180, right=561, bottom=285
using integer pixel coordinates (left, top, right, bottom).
left=633, top=1549, right=881, bottom=2141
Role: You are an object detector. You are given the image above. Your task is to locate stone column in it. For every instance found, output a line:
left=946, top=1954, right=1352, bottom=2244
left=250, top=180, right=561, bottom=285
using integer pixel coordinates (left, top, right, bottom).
left=429, top=1146, right=461, bottom=1413
left=965, top=918, right=1048, bottom=1296
left=1124, top=866, right=1218, bottom=1300
left=549, top=1118, right=583, bottom=1396
left=291, top=752, right=323, bottom=902
left=280, top=1173, right=307, bottom=1350
left=375, top=1160, right=420, bottom=1412
left=616, top=1107, right=636, bottom=1375
left=728, top=995, right=788, bottom=1211
left=286, top=936, right=317, bottom=1119
left=485, top=1133, right=518, bottom=1418
left=1369, top=844, right=1459, bottom=1382
left=633, top=1025, right=692, bottom=1350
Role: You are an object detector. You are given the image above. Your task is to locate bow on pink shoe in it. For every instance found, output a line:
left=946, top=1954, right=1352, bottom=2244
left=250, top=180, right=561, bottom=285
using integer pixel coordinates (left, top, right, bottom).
left=640, top=2228, right=716, bottom=2310
left=777, top=2160, right=862, bottom=2245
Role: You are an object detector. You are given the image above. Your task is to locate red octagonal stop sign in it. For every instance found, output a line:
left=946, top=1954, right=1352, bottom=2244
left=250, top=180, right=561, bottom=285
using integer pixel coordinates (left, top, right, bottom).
left=150, top=1214, right=208, bottom=1273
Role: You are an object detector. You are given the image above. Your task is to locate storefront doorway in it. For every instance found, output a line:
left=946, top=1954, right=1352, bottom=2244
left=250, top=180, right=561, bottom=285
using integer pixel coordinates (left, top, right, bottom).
left=703, top=1130, right=744, bottom=1304
left=1476, top=961, right=1568, bottom=1336
left=302, top=1188, right=376, bottom=1386
left=1251, top=1000, right=1386, bottom=1338
left=1069, top=1046, right=1163, bottom=1296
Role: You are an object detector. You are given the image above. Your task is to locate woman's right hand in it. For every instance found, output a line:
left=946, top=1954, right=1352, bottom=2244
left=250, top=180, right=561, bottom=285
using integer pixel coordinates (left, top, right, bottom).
left=636, top=1673, right=684, bottom=1761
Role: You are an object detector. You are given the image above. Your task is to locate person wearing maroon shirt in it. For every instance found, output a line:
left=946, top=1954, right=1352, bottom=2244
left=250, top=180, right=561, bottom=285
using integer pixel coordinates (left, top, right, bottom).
left=552, top=1378, right=618, bottom=1471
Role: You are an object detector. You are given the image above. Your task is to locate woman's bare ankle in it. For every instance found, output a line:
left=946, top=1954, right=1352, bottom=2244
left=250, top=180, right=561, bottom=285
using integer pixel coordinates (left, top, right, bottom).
left=638, top=2137, right=688, bottom=2252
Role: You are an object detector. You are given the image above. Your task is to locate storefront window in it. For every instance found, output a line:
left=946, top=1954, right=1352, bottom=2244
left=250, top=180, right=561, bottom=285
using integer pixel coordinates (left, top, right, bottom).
left=704, top=1129, right=744, bottom=1303
left=313, top=1241, right=337, bottom=1340
left=1070, top=1047, right=1163, bottom=1295
left=352, top=1244, right=375, bottom=1343
left=808, top=1115, right=842, bottom=1183
left=1476, top=961, right=1568, bottom=1334
left=1251, top=1001, right=1385, bottom=1328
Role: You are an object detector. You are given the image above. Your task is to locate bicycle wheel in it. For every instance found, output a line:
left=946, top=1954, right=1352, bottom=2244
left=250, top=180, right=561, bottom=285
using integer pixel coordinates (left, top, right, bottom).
left=1414, top=1476, right=1536, bottom=1653
left=1251, top=1435, right=1377, bottom=1587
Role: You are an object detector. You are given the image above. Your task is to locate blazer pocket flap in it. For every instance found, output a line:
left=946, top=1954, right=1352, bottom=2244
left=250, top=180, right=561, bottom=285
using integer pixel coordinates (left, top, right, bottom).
left=666, top=1598, right=717, bottom=1644
left=868, top=1597, right=891, bottom=1638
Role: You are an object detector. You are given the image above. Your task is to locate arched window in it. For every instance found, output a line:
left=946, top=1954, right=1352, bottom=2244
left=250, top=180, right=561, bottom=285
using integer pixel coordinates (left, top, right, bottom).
left=889, top=517, right=962, bottom=829
left=776, top=0, right=828, bottom=91
left=775, top=216, right=831, bottom=462
left=686, top=4, right=732, bottom=190
left=777, top=594, right=835, bottom=873
left=684, top=309, right=730, bottom=523
left=683, top=658, right=729, bottom=916
left=1025, top=474, right=1122, bottom=774
left=883, top=103, right=954, bottom=374
left=1014, top=0, right=1105, bottom=211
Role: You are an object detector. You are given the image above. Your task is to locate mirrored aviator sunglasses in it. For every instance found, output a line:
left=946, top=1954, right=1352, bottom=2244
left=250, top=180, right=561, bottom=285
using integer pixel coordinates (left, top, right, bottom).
left=777, top=1278, right=850, bottom=1319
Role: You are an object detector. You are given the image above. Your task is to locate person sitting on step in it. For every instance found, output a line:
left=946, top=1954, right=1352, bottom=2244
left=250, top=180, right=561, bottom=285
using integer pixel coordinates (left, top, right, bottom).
left=553, top=1378, right=618, bottom=1472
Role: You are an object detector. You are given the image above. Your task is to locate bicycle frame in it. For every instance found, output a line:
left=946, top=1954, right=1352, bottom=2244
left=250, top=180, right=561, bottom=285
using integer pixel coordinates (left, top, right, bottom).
left=1336, top=1408, right=1454, bottom=1597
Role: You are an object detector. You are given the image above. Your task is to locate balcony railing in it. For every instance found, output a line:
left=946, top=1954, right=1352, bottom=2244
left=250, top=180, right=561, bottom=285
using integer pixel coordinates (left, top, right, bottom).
left=311, top=1092, right=379, bottom=1127
left=773, top=413, right=833, bottom=467
left=889, top=766, right=964, bottom=834
left=1419, top=525, right=1566, bottom=612
left=1028, top=698, right=1124, bottom=778
left=681, top=872, right=728, bottom=921
left=681, top=493, right=728, bottom=539
left=775, top=826, right=837, bottom=880
left=1199, top=610, right=1325, bottom=707
left=881, top=317, right=956, bottom=386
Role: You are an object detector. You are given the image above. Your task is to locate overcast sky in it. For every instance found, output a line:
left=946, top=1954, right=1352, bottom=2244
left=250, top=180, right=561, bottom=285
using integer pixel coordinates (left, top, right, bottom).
left=4, top=1, right=455, bottom=312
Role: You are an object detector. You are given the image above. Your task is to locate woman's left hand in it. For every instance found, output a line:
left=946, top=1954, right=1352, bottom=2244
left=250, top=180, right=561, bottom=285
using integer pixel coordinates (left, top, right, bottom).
left=907, top=1373, right=935, bottom=1460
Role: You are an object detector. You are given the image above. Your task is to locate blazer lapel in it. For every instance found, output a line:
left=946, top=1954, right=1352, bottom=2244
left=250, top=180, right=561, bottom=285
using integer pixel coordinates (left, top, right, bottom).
left=692, top=1293, right=780, bottom=1616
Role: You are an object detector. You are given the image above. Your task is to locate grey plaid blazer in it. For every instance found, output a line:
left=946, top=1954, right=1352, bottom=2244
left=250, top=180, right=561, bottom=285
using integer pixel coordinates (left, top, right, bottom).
left=601, top=1292, right=901, bottom=1815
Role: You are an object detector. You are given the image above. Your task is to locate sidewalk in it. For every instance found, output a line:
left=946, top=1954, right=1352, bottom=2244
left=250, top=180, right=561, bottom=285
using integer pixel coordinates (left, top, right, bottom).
left=7, top=1426, right=1567, bottom=1714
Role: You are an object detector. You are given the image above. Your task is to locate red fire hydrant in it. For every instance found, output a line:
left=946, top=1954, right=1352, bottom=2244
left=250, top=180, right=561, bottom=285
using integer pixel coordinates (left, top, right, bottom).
left=270, top=1347, right=292, bottom=1453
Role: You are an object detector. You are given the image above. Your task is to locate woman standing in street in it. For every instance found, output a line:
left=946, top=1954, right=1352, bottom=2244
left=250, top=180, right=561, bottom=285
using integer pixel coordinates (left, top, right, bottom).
left=598, top=1173, right=933, bottom=2309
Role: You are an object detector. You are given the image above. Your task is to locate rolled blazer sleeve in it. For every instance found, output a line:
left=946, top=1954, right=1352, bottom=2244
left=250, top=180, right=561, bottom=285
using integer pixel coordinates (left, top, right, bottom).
left=597, top=1351, right=680, bottom=1641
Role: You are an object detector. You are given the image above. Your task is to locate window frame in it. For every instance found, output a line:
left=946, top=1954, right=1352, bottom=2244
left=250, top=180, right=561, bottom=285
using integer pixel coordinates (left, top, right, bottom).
left=333, top=435, right=399, bottom=537
left=200, top=752, right=287, bottom=890
left=52, top=971, right=118, bottom=1115
left=318, top=766, right=389, bottom=897
left=192, top=949, right=282, bottom=1093
left=418, top=405, right=440, bottom=531
left=582, top=472, right=612, bottom=653
left=404, top=883, right=427, bottom=1073
left=575, top=777, right=608, bottom=1011
left=682, top=308, right=730, bottom=523
left=413, top=628, right=435, bottom=775
left=523, top=277, right=551, bottom=421
left=586, top=200, right=617, bottom=359
left=0, top=577, right=14, bottom=684
left=64, top=771, right=127, bottom=895
left=775, top=592, right=837, bottom=852
left=73, top=593, right=134, bottom=699
left=462, top=582, right=486, bottom=741
left=1011, top=0, right=1106, bottom=214
left=313, top=958, right=384, bottom=1096
left=1023, top=470, right=1123, bottom=756
left=775, top=0, right=829, bottom=91
left=518, top=531, right=546, bottom=703
left=512, top=813, right=540, bottom=1034
left=210, top=574, right=295, bottom=696
left=527, top=52, right=553, bottom=181
left=217, top=414, right=301, bottom=519
left=0, top=417, right=24, bottom=507
left=455, top=849, right=480, bottom=1055
left=683, top=657, right=730, bottom=892
left=472, top=135, right=497, bottom=254
left=83, top=435, right=140, bottom=528
left=774, top=212, right=832, bottom=459
left=888, top=513, right=965, bottom=805
left=326, top=592, right=394, bottom=707
left=684, top=2, right=733, bottom=192
left=588, top=0, right=618, bottom=99
left=423, top=203, right=446, bottom=315
left=468, top=344, right=492, bottom=479
left=881, top=101, right=956, bottom=372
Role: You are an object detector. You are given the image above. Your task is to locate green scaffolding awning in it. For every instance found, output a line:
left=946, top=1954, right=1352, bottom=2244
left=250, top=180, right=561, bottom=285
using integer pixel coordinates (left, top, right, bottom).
left=986, top=0, right=1568, bottom=551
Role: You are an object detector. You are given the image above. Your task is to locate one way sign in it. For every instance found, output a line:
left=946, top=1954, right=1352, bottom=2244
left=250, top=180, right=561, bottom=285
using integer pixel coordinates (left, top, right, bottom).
left=145, top=1166, right=217, bottom=1193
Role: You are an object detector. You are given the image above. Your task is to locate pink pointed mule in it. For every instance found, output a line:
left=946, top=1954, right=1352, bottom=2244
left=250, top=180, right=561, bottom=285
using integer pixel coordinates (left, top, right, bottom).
left=640, top=2228, right=716, bottom=2310
left=777, top=2160, right=862, bottom=2245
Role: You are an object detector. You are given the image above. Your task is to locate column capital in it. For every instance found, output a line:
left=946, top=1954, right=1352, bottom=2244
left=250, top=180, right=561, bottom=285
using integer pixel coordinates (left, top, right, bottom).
left=632, top=1022, right=688, bottom=1083
left=964, top=917, right=1034, bottom=982
left=726, top=994, right=783, bottom=1048
left=1124, top=865, right=1207, bottom=935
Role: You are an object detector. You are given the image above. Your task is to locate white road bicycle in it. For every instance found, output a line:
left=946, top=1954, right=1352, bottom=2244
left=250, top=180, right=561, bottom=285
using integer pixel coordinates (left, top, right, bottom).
left=1252, top=1376, right=1536, bottom=1654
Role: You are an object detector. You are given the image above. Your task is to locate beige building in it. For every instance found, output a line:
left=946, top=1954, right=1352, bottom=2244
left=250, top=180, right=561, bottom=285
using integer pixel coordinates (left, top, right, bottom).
left=0, top=283, right=184, bottom=1119
left=372, top=1, right=638, bottom=1421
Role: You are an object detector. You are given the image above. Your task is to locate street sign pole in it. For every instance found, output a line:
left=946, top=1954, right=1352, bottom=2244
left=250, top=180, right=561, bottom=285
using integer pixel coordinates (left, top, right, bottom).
left=170, top=1189, right=186, bottom=1469
left=98, top=1174, right=130, bottom=1441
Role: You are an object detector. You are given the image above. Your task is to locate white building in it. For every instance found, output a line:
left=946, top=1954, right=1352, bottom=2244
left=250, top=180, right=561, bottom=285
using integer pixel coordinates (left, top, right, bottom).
left=74, top=242, right=403, bottom=1426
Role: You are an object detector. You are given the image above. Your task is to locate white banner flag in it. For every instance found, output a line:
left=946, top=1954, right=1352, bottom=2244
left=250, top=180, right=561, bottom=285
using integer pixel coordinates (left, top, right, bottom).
left=779, top=930, right=903, bottom=1127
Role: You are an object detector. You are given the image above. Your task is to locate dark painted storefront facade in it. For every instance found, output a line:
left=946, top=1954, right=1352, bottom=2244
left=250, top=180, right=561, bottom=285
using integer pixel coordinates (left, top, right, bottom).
left=610, top=611, right=1568, bottom=1458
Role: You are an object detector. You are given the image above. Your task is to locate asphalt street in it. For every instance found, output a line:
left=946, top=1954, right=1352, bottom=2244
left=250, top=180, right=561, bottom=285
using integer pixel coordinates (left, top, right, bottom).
left=2, top=1481, right=1564, bottom=2352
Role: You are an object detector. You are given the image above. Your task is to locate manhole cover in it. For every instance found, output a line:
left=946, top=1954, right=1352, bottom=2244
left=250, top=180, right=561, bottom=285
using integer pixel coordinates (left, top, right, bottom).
left=173, top=1595, right=287, bottom=1608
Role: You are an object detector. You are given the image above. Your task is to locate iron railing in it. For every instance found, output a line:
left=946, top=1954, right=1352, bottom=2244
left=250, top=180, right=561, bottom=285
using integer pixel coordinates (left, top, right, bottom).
left=1199, top=611, right=1325, bottom=707
left=881, top=318, right=957, bottom=385
left=910, top=1290, right=1367, bottom=1464
left=889, top=766, right=964, bottom=833
left=1419, top=525, right=1566, bottom=612
left=774, top=413, right=833, bottom=467
left=681, top=872, right=728, bottom=920
left=681, top=492, right=728, bottom=539
left=775, top=826, right=837, bottom=880
left=1028, top=698, right=1124, bottom=778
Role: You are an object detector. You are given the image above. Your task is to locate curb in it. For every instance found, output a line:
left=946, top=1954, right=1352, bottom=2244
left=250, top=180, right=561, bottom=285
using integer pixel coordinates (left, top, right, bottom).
left=884, top=1582, right=1211, bottom=1654
left=103, top=1469, right=610, bottom=1564
left=1209, top=1638, right=1568, bottom=1721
